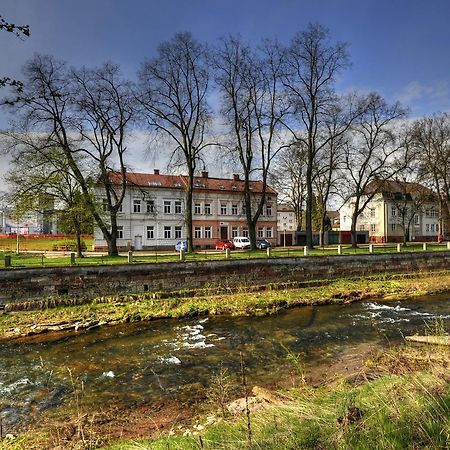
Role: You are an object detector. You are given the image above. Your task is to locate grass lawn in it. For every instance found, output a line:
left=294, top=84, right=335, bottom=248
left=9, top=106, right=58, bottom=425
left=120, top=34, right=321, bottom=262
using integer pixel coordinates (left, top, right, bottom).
left=0, top=241, right=448, bottom=269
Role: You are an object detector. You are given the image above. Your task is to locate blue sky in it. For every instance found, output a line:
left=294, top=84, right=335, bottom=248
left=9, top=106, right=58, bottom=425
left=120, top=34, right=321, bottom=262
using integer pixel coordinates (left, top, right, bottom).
left=1, top=0, right=450, bottom=176
left=2, top=0, right=450, bottom=118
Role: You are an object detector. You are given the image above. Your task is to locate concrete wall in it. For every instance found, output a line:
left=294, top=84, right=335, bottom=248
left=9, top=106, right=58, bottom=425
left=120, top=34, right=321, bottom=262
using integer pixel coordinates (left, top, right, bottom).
left=1, top=251, right=450, bottom=305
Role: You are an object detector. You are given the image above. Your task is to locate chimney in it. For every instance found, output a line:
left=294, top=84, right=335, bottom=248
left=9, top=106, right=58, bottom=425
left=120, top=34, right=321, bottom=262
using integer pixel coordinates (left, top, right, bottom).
left=154, top=169, right=160, bottom=175
left=233, top=173, right=240, bottom=181
left=201, top=171, right=208, bottom=178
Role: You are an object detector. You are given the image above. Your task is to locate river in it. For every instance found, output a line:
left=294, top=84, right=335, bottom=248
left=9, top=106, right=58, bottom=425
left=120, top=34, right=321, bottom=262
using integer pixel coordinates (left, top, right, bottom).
left=1, top=295, right=449, bottom=431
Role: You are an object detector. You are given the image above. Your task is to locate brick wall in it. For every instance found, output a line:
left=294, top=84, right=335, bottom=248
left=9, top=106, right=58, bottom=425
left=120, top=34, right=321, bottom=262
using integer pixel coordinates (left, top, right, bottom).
left=1, top=252, right=449, bottom=305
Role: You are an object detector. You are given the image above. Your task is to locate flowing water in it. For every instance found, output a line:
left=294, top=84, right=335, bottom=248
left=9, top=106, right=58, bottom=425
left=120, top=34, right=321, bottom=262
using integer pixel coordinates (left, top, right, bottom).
left=1, top=295, right=450, bottom=429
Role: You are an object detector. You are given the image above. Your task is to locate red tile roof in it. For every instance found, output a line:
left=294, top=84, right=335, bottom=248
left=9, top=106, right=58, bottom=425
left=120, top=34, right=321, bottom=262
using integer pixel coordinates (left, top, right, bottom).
left=108, top=172, right=277, bottom=195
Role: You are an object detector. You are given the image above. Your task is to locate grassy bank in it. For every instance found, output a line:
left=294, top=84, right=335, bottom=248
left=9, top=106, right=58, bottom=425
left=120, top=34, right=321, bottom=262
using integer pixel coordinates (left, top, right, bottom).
left=104, top=344, right=450, bottom=450
left=1, top=270, right=450, bottom=341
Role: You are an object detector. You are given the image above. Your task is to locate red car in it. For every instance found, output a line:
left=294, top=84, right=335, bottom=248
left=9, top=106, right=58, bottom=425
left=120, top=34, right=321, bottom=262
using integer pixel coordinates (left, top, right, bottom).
left=215, top=240, right=235, bottom=250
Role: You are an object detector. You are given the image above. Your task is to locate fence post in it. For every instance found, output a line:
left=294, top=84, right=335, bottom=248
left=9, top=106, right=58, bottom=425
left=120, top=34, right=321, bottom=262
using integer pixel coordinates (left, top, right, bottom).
left=397, top=243, right=402, bottom=252
left=179, top=249, right=185, bottom=261
left=369, top=244, right=374, bottom=254
left=128, top=250, right=133, bottom=263
left=70, top=252, right=76, bottom=266
left=303, top=246, right=308, bottom=256
left=266, top=247, right=271, bottom=258
left=225, top=248, right=231, bottom=259
left=4, top=255, right=11, bottom=268
left=337, top=244, right=342, bottom=255
left=423, top=242, right=427, bottom=251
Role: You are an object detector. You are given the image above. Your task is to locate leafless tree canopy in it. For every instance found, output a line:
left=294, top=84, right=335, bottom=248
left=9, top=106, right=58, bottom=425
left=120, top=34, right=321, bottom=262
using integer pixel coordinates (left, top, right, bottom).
left=137, top=32, right=211, bottom=251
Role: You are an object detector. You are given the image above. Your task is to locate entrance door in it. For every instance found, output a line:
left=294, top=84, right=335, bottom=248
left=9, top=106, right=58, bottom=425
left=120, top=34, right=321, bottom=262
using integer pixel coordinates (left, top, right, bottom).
left=284, top=234, right=293, bottom=246
left=134, top=235, right=143, bottom=250
left=220, top=226, right=228, bottom=240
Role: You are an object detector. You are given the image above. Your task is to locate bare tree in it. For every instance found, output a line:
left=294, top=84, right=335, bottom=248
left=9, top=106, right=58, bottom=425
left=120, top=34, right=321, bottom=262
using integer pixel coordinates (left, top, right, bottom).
left=137, top=32, right=211, bottom=252
left=283, top=23, right=356, bottom=249
left=214, top=36, right=289, bottom=249
left=3, top=55, right=135, bottom=256
left=270, top=142, right=307, bottom=231
left=341, top=93, right=408, bottom=247
left=411, top=113, right=450, bottom=238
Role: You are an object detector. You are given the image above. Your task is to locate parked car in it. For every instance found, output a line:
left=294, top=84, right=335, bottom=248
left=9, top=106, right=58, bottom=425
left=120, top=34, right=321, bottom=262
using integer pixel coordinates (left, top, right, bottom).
left=256, top=239, right=272, bottom=249
left=233, top=236, right=251, bottom=249
left=215, top=240, right=235, bottom=250
left=175, top=240, right=188, bottom=251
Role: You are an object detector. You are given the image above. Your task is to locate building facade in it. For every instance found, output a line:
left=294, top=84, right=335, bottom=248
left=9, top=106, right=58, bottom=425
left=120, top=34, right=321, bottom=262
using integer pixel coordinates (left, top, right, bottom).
left=339, top=180, right=440, bottom=243
left=93, top=170, right=278, bottom=250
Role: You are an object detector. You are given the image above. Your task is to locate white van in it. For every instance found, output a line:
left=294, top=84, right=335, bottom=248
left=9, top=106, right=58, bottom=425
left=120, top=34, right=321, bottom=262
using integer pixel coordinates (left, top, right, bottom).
left=233, top=236, right=251, bottom=249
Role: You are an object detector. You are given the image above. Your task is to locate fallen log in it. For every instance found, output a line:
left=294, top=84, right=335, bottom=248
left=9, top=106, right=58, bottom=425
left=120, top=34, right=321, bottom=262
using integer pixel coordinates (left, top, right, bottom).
left=405, top=335, right=450, bottom=346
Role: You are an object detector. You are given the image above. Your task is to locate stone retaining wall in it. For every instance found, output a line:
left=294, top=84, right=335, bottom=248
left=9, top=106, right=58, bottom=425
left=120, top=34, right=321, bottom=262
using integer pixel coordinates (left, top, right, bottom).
left=1, top=251, right=449, bottom=305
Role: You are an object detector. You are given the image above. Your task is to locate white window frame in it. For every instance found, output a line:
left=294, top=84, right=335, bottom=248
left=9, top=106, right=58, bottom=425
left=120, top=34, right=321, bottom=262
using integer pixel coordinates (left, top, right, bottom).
left=117, top=226, right=124, bottom=239
left=194, top=226, right=202, bottom=239
left=146, top=225, right=154, bottom=239
left=164, top=226, right=171, bottom=239
left=204, top=226, right=212, bottom=239
left=174, top=226, right=182, bottom=239
left=175, top=200, right=182, bottom=214
left=164, top=201, right=171, bottom=214
left=133, top=199, right=141, bottom=213
left=266, top=227, right=273, bottom=238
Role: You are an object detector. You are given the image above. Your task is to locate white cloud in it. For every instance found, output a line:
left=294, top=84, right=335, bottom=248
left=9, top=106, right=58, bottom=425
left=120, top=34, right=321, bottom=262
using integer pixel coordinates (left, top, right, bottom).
left=397, top=80, right=450, bottom=112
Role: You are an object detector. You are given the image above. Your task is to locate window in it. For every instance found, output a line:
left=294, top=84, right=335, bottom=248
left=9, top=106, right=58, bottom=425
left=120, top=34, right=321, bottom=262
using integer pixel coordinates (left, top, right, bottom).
left=231, top=204, right=238, bottom=215
left=391, top=223, right=396, bottom=231
left=164, top=201, right=171, bottom=214
left=102, top=198, right=109, bottom=212
left=117, top=203, right=123, bottom=213
left=370, top=208, right=375, bottom=218
left=426, top=223, right=430, bottom=232
left=231, top=227, right=238, bottom=238
left=146, top=200, right=154, bottom=213
left=220, top=204, right=227, bottom=215
left=430, top=209, right=438, bottom=218
left=359, top=225, right=365, bottom=231
left=242, top=204, right=247, bottom=215
left=117, top=226, right=124, bottom=239
left=266, top=227, right=273, bottom=238
left=431, top=224, right=435, bottom=232
left=133, top=199, right=141, bottom=213
left=243, top=228, right=249, bottom=237
left=204, top=226, right=212, bottom=239
left=414, top=215, right=419, bottom=225
left=391, top=206, right=396, bottom=217
left=175, top=201, right=182, bottom=214
left=146, top=226, right=154, bottom=239
left=266, top=204, right=272, bottom=216
left=258, top=227, right=264, bottom=238
left=194, top=203, right=201, bottom=214
left=194, top=226, right=201, bottom=239
left=371, top=224, right=376, bottom=232
left=204, top=203, right=211, bottom=215
left=425, top=209, right=430, bottom=218
left=175, top=226, right=182, bottom=239
left=164, top=226, right=171, bottom=239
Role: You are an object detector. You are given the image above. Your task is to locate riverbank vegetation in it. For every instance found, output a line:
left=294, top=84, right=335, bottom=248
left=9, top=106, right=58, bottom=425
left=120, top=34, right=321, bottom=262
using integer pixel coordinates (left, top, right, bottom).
left=1, top=270, right=450, bottom=341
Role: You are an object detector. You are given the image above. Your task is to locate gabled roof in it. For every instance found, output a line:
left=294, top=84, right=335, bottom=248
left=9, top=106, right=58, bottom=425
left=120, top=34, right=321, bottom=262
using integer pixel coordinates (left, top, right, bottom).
left=364, top=179, right=436, bottom=201
left=107, top=171, right=277, bottom=195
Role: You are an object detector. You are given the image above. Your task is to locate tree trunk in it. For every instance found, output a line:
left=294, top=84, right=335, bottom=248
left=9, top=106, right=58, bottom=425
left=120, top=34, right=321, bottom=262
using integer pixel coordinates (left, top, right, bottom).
left=305, top=163, right=314, bottom=249
left=351, top=212, right=358, bottom=248
left=185, top=167, right=194, bottom=253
